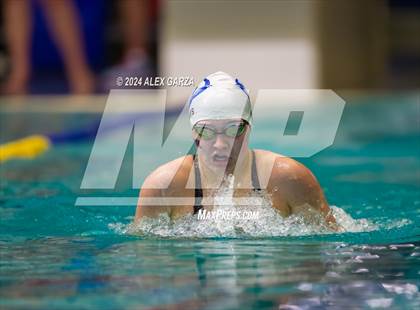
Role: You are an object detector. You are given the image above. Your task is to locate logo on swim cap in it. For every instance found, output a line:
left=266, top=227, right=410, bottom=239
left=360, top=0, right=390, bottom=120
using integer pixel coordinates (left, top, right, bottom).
left=188, top=71, right=252, bottom=127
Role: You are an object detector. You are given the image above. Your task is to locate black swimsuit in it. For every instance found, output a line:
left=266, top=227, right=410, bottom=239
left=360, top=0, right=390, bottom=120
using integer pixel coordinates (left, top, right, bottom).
left=192, top=150, right=261, bottom=215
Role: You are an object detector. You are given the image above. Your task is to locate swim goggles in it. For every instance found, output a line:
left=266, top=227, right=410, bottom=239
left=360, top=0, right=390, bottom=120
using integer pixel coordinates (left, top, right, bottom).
left=193, top=121, right=248, bottom=140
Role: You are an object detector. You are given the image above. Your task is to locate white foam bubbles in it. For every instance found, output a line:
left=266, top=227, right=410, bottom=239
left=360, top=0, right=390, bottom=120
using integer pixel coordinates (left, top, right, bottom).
left=115, top=186, right=381, bottom=238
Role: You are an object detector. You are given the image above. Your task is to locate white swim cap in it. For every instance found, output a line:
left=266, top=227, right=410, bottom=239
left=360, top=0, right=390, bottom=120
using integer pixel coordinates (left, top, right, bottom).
left=188, top=71, right=252, bottom=127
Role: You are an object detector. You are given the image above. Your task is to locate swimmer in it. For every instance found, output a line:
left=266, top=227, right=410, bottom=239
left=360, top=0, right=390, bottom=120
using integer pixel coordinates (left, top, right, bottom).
left=135, top=71, right=337, bottom=229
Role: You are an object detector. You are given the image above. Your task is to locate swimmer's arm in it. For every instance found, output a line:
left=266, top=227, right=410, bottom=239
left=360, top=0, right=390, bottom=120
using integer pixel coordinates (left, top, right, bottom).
left=271, top=158, right=338, bottom=229
left=134, top=175, right=171, bottom=222
left=287, top=163, right=338, bottom=229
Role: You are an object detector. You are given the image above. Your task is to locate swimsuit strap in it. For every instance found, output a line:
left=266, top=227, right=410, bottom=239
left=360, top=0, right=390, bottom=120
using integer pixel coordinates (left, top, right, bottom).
left=251, top=150, right=261, bottom=190
left=193, top=154, right=203, bottom=215
left=193, top=150, right=260, bottom=215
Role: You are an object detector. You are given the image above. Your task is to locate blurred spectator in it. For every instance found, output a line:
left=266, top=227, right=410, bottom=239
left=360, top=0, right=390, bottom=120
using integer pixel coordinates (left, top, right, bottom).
left=100, top=0, right=155, bottom=91
left=2, top=0, right=95, bottom=95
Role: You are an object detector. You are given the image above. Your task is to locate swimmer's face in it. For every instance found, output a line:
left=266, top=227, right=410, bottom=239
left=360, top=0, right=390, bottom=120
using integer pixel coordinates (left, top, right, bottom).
left=192, top=119, right=250, bottom=172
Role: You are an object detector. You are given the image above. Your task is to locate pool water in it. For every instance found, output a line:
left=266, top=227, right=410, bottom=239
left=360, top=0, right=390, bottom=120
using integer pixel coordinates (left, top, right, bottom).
left=1, top=94, right=419, bottom=309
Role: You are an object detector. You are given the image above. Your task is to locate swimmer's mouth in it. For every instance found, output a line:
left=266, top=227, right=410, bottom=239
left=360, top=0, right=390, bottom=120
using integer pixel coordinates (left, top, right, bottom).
left=213, top=154, right=229, bottom=162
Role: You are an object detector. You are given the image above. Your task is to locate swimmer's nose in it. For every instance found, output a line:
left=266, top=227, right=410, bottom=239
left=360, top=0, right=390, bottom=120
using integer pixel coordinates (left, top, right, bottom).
left=213, top=133, right=229, bottom=150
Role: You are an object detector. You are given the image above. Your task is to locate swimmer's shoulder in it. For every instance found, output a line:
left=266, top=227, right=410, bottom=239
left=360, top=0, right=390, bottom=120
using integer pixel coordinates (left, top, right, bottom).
left=141, top=155, right=194, bottom=191
left=253, top=149, right=316, bottom=187
left=255, top=148, right=326, bottom=202
left=136, top=155, right=194, bottom=221
left=252, top=149, right=336, bottom=227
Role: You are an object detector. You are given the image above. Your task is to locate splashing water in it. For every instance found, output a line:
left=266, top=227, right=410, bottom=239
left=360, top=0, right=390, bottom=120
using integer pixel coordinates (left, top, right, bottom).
left=115, top=174, right=380, bottom=238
